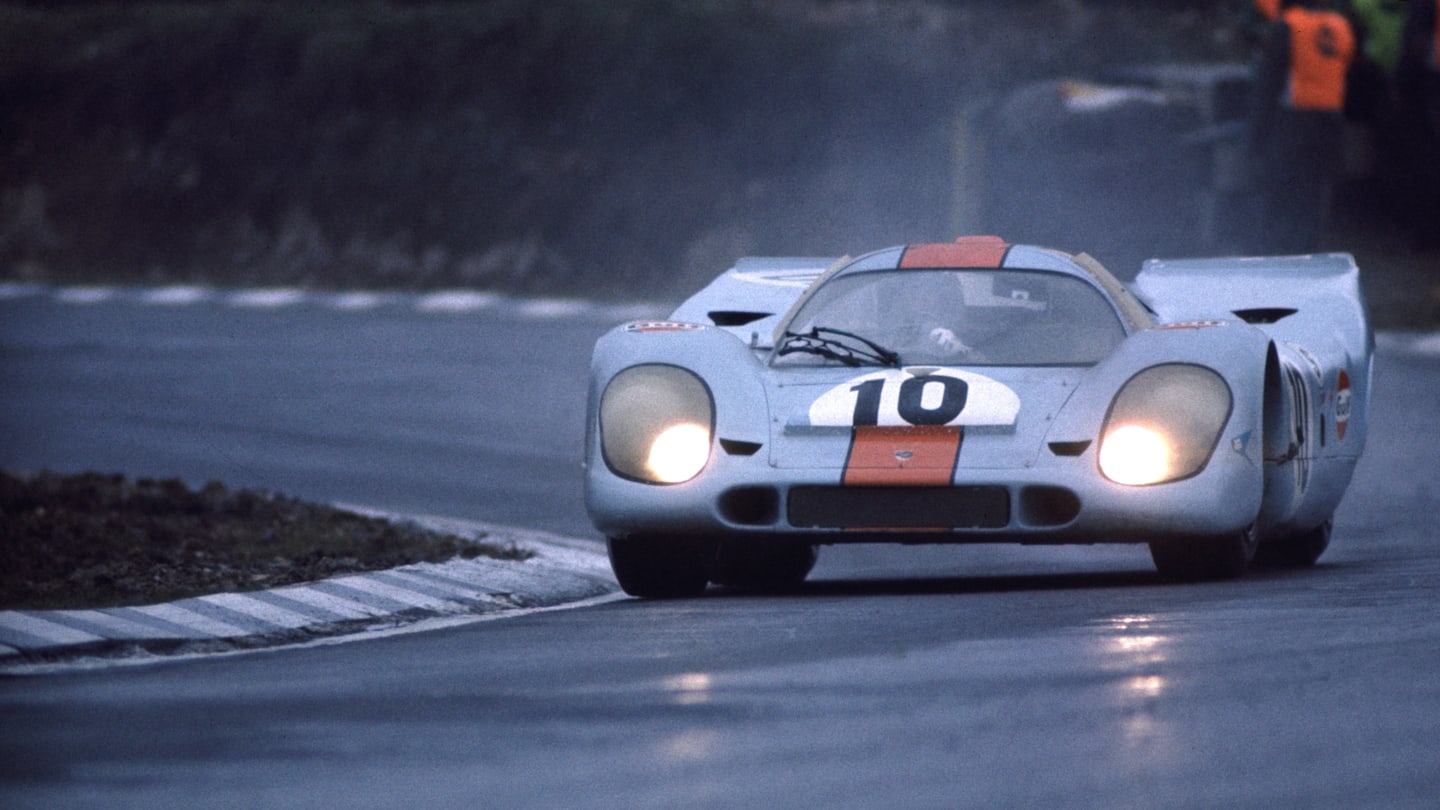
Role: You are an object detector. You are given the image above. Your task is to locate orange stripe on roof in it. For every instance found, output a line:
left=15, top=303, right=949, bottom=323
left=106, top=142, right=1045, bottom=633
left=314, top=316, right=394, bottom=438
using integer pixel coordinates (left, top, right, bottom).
left=843, top=426, right=963, bottom=486
left=899, top=236, right=1010, bottom=269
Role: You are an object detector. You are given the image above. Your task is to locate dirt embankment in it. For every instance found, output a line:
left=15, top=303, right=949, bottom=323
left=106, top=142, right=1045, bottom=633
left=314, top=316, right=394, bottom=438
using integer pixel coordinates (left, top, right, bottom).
left=2, top=1, right=1252, bottom=297
left=0, top=471, right=527, bottom=610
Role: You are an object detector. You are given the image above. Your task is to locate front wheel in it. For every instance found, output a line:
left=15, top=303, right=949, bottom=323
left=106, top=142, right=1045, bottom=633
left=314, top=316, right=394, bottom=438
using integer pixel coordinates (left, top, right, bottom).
left=607, top=535, right=711, bottom=599
left=709, top=538, right=818, bottom=592
left=1149, top=525, right=1258, bottom=582
left=1254, top=519, right=1332, bottom=568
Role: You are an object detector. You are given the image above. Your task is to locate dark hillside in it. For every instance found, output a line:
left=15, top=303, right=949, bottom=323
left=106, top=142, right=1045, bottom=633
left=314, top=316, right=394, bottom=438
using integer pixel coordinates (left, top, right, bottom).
left=0, top=1, right=1285, bottom=296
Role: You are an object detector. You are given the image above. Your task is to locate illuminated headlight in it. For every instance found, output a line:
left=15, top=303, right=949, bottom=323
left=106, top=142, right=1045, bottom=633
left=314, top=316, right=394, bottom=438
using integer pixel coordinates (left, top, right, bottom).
left=1099, top=364, right=1231, bottom=486
left=600, top=365, right=713, bottom=484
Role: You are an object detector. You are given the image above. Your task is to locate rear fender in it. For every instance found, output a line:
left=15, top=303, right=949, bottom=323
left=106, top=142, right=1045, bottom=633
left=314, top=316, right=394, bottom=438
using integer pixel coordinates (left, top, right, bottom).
left=1259, top=338, right=1367, bottom=535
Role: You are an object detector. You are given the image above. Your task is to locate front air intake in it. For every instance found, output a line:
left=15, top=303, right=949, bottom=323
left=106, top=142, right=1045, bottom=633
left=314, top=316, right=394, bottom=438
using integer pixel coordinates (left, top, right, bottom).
left=719, top=486, right=780, bottom=526
left=1018, top=486, right=1081, bottom=527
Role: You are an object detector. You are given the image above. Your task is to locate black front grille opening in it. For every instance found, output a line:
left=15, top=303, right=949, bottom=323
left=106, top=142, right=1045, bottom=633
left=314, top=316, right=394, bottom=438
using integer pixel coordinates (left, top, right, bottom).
left=787, top=486, right=1010, bottom=530
left=719, top=486, right=780, bottom=526
left=1018, top=485, right=1081, bottom=527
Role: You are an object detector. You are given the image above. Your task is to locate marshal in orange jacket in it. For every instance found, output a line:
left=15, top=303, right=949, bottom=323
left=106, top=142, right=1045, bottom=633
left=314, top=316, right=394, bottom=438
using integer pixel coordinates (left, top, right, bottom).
left=1281, top=5, right=1356, bottom=111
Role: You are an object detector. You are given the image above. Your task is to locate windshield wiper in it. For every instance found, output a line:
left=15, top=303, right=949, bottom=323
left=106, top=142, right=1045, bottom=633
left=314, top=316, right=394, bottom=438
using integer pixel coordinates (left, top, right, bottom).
left=777, top=326, right=900, bottom=367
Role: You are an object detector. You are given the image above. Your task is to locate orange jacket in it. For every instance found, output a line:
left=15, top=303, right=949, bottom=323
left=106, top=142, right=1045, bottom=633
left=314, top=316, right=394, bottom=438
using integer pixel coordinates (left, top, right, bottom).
left=1282, top=6, right=1356, bottom=111
left=1255, top=0, right=1280, bottom=22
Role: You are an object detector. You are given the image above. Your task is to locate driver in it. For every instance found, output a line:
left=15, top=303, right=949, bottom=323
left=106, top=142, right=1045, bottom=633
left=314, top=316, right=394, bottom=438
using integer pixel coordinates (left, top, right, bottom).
left=882, top=270, right=992, bottom=363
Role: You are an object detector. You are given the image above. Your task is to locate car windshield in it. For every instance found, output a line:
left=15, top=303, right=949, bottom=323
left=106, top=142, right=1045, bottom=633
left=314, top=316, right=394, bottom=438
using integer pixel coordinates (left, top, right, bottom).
left=775, top=268, right=1126, bottom=367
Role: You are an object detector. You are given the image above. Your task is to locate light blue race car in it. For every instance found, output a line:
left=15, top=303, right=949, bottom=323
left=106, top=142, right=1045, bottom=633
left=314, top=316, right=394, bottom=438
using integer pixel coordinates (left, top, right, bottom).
left=584, top=236, right=1371, bottom=597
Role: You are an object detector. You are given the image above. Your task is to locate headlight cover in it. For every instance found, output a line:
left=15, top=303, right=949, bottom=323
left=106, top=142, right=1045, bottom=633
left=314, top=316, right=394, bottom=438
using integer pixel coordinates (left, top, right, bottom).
left=1099, top=364, right=1232, bottom=486
left=600, top=365, right=714, bottom=484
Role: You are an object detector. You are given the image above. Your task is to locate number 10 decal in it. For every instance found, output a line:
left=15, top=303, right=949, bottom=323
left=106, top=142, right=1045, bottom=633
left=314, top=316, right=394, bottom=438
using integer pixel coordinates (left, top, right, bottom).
left=850, top=376, right=969, bottom=426
left=810, top=369, right=1020, bottom=428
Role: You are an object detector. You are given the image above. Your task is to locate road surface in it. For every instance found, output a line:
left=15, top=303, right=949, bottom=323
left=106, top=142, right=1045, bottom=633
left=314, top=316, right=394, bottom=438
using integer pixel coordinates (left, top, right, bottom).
left=2, top=289, right=1437, bottom=808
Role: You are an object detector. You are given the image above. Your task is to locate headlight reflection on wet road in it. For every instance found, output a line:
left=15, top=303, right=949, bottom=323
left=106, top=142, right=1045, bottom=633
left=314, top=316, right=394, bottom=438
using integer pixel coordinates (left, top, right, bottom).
left=1103, top=615, right=1173, bottom=747
left=662, top=671, right=715, bottom=707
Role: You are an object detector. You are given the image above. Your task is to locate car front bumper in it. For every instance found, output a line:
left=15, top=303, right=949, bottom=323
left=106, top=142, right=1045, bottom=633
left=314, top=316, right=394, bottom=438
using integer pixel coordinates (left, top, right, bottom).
left=585, top=433, right=1264, bottom=545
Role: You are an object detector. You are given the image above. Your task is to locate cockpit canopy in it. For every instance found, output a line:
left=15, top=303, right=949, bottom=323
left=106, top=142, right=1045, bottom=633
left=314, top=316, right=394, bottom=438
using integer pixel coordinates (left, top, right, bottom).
left=776, top=267, right=1126, bottom=367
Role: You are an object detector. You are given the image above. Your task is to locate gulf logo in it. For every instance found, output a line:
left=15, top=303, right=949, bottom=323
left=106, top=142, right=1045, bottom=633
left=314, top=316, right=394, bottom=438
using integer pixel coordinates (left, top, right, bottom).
left=1335, top=369, right=1352, bottom=441
left=623, top=321, right=705, bottom=333
left=1153, top=319, right=1225, bottom=331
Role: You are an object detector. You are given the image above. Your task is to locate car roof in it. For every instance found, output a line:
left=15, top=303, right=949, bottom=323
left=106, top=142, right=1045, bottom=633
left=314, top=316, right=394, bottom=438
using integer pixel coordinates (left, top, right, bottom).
left=773, top=237, right=1152, bottom=341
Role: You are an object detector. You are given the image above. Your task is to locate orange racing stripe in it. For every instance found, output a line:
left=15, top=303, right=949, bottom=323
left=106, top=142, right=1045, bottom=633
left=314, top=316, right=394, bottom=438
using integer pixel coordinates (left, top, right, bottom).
left=840, top=238, right=1003, bottom=488
left=899, top=236, right=1010, bottom=269
left=843, top=425, right=963, bottom=486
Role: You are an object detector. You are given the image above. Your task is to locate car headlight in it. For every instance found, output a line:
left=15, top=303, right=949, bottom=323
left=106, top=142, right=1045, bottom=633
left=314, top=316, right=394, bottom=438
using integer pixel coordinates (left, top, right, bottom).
left=600, top=365, right=713, bottom=484
left=1099, top=364, right=1231, bottom=486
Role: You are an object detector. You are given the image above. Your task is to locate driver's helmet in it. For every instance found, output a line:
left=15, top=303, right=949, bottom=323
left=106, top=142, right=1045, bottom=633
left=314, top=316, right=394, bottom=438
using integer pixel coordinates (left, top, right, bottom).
left=882, top=270, right=966, bottom=330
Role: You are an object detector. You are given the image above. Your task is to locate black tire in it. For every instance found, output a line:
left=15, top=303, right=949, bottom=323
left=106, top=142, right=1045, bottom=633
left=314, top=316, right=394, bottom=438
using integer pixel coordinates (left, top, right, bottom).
left=709, top=538, right=818, bottom=592
left=606, top=535, right=711, bottom=599
left=1254, top=519, right=1332, bottom=568
left=1149, top=524, right=1258, bottom=582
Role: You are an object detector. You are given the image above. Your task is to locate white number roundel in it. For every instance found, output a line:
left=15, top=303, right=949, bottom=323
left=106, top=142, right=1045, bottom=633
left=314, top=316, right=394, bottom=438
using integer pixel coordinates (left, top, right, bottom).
left=808, top=369, right=1021, bottom=427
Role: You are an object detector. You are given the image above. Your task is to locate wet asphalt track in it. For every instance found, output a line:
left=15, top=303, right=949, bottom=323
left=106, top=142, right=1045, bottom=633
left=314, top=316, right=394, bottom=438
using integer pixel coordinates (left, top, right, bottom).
left=1, top=289, right=1438, bottom=808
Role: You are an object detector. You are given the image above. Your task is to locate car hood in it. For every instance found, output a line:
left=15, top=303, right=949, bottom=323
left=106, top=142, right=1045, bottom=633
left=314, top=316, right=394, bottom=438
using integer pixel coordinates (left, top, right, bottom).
left=765, top=365, right=1088, bottom=470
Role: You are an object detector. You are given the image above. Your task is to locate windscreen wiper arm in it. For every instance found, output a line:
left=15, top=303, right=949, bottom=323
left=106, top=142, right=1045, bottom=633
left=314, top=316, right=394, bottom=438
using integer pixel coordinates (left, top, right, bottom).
left=777, top=326, right=900, bottom=367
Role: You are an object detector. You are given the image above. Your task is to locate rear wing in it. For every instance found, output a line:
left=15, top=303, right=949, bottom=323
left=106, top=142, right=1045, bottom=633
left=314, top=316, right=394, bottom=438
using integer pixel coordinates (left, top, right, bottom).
left=1132, top=253, right=1371, bottom=352
left=1137, top=253, right=1372, bottom=485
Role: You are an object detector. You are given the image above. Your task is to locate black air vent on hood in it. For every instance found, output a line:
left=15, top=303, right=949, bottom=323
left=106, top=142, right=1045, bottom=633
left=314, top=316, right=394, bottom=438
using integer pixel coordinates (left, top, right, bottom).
left=709, top=310, right=770, bottom=327
left=1233, top=307, right=1297, bottom=325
